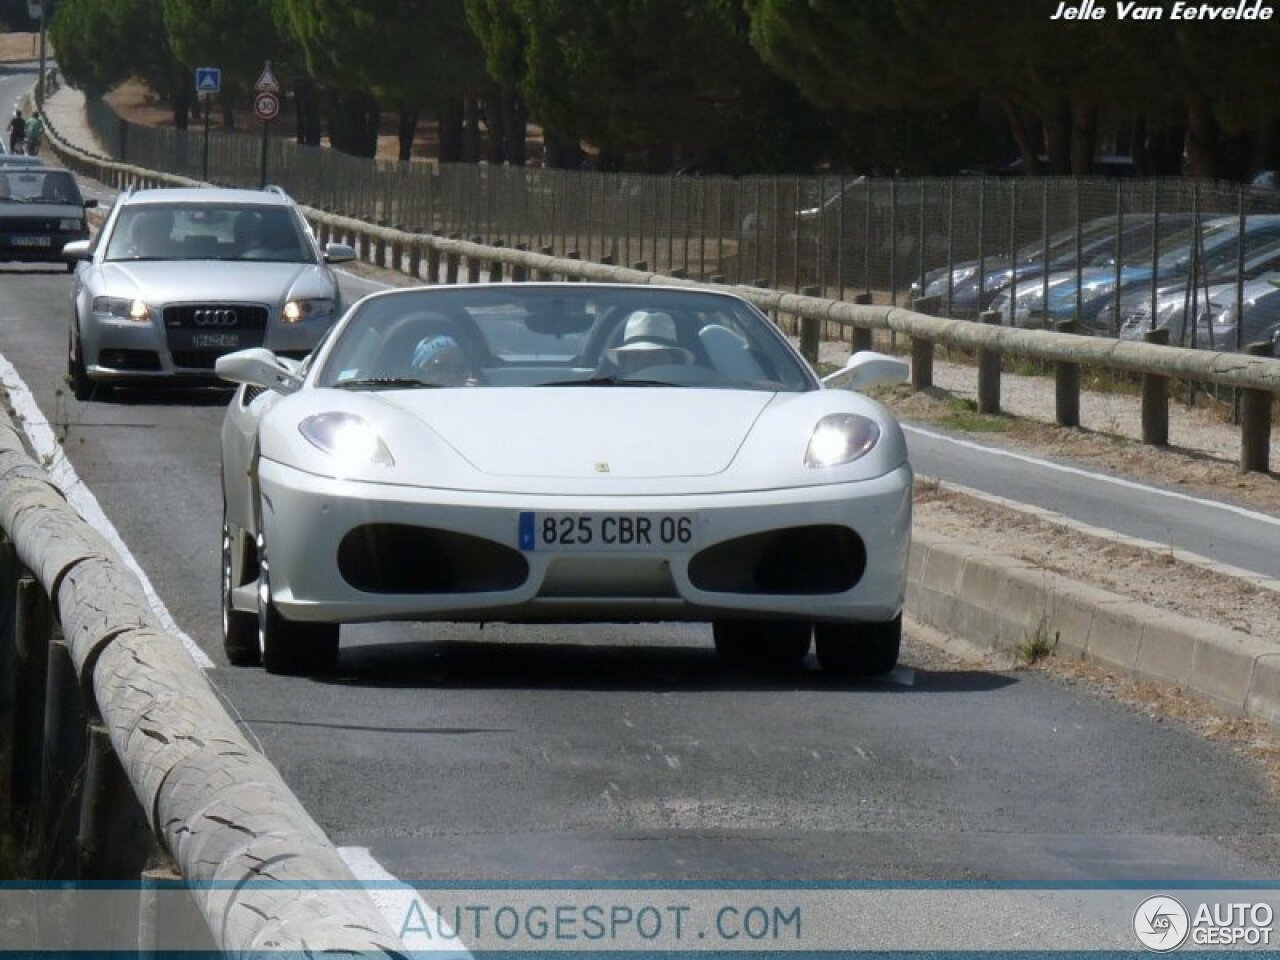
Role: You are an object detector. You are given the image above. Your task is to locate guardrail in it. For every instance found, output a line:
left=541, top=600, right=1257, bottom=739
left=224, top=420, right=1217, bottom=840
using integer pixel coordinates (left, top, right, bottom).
left=41, top=113, right=1278, bottom=475
left=0, top=412, right=405, bottom=950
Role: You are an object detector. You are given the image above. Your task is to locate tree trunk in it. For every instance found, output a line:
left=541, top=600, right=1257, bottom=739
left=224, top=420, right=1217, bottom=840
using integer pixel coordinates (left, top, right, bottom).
left=1070, top=99, right=1097, bottom=176
left=437, top=98, right=464, bottom=164
left=1044, top=99, right=1072, bottom=175
left=171, top=83, right=191, bottom=131
left=503, top=87, right=527, bottom=167
left=1185, top=98, right=1222, bottom=179
left=482, top=91, right=505, bottom=165
left=326, top=89, right=380, bottom=158
left=294, top=78, right=322, bottom=146
left=462, top=97, right=481, bottom=163
left=397, top=108, right=418, bottom=162
left=1132, top=113, right=1148, bottom=175
left=1001, top=98, right=1041, bottom=175
left=543, top=130, right=583, bottom=170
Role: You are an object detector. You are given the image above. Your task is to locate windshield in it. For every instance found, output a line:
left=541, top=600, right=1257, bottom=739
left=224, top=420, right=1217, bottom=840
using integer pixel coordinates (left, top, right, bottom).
left=0, top=169, right=82, bottom=205
left=103, top=203, right=316, bottom=263
left=316, top=286, right=815, bottom=392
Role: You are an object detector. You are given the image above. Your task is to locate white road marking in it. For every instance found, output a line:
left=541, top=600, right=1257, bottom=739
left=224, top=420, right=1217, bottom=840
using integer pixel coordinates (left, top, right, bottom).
left=903, top=422, right=1280, bottom=529
left=0, top=356, right=215, bottom=669
left=337, top=846, right=471, bottom=956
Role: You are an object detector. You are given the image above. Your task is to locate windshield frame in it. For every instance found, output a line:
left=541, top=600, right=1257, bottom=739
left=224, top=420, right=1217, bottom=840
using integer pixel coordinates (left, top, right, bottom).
left=312, top=285, right=819, bottom=394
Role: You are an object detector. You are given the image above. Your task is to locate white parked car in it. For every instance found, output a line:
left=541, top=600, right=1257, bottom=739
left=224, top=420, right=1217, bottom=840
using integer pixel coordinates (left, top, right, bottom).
left=216, top=284, right=913, bottom=675
left=64, top=185, right=355, bottom=399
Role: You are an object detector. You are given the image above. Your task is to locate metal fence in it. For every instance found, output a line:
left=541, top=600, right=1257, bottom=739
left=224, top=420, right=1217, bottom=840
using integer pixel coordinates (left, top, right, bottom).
left=85, top=99, right=1280, bottom=351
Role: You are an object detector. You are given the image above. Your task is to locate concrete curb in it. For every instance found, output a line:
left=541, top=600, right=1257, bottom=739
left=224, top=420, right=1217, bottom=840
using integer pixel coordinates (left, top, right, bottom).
left=907, top=526, right=1280, bottom=728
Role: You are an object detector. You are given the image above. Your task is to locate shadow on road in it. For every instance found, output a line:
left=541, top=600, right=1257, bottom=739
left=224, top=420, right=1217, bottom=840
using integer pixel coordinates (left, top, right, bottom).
left=82, top=383, right=234, bottom=407
left=313, top=638, right=1018, bottom=696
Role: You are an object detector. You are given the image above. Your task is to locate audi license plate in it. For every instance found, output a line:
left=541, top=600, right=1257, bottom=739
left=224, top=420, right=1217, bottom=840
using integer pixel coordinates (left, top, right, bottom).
left=518, top=511, right=698, bottom=552
left=190, top=332, right=241, bottom=349
left=9, top=236, right=51, bottom=247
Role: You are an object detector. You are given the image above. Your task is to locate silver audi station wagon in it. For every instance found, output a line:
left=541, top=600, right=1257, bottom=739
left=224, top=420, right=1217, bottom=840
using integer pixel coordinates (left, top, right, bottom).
left=64, top=185, right=355, bottom=399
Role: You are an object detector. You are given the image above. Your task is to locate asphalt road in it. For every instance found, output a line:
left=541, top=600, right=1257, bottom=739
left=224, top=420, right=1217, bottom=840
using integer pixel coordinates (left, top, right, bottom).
left=1, top=67, right=1279, bottom=900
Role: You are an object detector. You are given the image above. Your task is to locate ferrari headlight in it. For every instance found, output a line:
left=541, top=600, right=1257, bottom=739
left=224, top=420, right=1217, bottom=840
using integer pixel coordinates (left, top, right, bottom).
left=282, top=298, right=335, bottom=324
left=92, top=297, right=150, bottom=323
left=805, top=414, right=880, bottom=468
left=299, top=412, right=394, bottom=467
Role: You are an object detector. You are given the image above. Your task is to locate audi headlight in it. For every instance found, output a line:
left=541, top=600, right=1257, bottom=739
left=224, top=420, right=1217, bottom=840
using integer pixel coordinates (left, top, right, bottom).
left=805, top=414, right=880, bottom=468
left=282, top=298, right=335, bottom=324
left=92, top=297, right=149, bottom=323
left=58, top=218, right=82, bottom=231
left=299, top=412, right=394, bottom=468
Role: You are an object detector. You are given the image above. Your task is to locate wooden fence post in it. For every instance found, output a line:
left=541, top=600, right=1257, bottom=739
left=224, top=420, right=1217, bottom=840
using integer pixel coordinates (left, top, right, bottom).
left=10, top=574, right=50, bottom=826
left=39, top=632, right=85, bottom=877
left=78, top=723, right=150, bottom=879
left=427, top=237, right=442, bottom=284
left=408, top=227, right=423, bottom=279
left=1055, top=319, right=1080, bottom=428
left=978, top=310, right=1003, bottom=415
left=910, top=296, right=939, bottom=390
left=1241, top=340, right=1274, bottom=474
left=1142, top=328, right=1170, bottom=447
left=851, top=293, right=874, bottom=352
left=800, top=285, right=821, bottom=363
left=512, top=242, right=528, bottom=282
left=445, top=234, right=461, bottom=285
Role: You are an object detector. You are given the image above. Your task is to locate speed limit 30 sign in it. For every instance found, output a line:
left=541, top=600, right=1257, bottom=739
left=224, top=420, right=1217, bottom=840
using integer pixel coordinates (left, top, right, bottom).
left=254, top=91, right=280, bottom=122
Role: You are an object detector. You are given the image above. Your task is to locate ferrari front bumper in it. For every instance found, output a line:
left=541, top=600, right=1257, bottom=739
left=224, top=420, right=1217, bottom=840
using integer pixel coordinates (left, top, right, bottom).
left=257, top=458, right=913, bottom=626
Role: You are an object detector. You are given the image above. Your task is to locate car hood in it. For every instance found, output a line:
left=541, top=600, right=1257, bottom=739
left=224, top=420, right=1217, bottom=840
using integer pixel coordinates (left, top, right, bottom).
left=93, top=260, right=333, bottom=304
left=260, top=385, right=908, bottom=495
left=377, top=388, right=775, bottom=479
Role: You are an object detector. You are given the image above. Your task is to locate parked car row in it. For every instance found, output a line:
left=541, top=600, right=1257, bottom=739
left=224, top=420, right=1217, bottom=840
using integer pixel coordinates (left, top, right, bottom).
left=908, top=213, right=1280, bottom=352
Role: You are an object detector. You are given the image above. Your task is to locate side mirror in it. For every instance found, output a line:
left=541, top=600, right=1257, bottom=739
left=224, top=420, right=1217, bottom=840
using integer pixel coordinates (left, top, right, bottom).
left=215, top=348, right=303, bottom=394
left=83, top=198, right=98, bottom=209
left=61, top=239, right=91, bottom=261
left=323, top=242, right=357, bottom=264
left=821, top=350, right=909, bottom=391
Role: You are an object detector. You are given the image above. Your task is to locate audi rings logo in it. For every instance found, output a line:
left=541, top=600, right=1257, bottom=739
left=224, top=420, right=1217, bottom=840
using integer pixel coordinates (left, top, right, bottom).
left=193, top=308, right=239, bottom=327
left=1134, top=896, right=1190, bottom=952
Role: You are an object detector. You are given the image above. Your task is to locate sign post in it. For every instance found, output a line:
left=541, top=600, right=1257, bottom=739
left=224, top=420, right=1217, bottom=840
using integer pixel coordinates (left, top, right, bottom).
left=194, top=68, right=221, bottom=182
left=254, top=62, right=280, bottom=189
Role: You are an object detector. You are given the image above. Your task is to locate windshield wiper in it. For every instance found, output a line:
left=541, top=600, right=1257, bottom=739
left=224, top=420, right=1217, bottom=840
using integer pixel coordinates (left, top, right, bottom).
left=536, top=376, right=682, bottom=387
left=333, top=377, right=442, bottom=390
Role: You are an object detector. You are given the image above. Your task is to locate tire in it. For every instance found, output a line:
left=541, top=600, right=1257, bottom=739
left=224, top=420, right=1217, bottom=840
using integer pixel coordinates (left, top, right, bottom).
left=713, top=620, right=811, bottom=668
left=68, top=324, right=93, bottom=402
left=256, top=530, right=339, bottom=676
left=221, top=513, right=260, bottom=667
left=814, top=616, right=902, bottom=676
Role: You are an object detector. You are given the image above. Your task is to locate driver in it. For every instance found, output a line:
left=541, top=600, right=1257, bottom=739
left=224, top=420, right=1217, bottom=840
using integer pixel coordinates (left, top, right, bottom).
left=411, top=333, right=473, bottom=386
left=602, top=310, right=693, bottom=375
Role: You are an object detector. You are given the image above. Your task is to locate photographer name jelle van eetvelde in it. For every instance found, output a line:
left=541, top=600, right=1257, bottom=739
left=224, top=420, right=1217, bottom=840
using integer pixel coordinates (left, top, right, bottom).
left=1052, top=0, right=1273, bottom=18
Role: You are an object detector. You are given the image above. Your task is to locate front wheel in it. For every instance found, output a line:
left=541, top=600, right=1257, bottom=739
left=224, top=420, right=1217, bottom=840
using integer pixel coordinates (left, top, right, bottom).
left=814, top=616, right=902, bottom=676
left=68, top=324, right=92, bottom=402
left=222, top=514, right=259, bottom=667
left=256, top=530, right=339, bottom=675
left=713, top=620, right=811, bottom=668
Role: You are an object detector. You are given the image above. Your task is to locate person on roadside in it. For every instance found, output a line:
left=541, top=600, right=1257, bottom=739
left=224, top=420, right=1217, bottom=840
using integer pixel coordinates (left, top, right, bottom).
left=24, top=112, right=43, bottom=156
left=7, top=109, right=24, bottom=154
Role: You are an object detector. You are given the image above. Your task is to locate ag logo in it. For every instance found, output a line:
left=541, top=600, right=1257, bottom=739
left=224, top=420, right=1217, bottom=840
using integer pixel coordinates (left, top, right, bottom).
left=1134, top=895, right=1189, bottom=952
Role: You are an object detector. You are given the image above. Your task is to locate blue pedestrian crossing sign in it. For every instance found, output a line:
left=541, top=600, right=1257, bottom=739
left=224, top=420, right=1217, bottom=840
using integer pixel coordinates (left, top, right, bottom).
left=195, top=67, right=221, bottom=95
